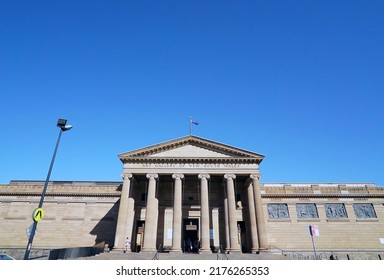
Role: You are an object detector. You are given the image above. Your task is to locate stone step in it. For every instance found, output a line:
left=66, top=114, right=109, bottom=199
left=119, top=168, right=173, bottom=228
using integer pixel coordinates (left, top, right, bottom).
left=80, top=251, right=290, bottom=260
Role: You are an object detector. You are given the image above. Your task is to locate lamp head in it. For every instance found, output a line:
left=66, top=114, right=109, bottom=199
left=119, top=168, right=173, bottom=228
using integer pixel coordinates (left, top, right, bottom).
left=57, top=119, right=73, bottom=131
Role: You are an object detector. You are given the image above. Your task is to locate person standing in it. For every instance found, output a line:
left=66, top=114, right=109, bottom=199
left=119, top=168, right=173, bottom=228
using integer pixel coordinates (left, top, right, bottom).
left=124, top=237, right=131, bottom=253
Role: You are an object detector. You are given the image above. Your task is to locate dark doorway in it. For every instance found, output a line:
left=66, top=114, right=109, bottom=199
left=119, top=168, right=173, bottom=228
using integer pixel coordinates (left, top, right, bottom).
left=183, top=218, right=199, bottom=253
left=238, top=221, right=247, bottom=253
left=134, top=220, right=145, bottom=252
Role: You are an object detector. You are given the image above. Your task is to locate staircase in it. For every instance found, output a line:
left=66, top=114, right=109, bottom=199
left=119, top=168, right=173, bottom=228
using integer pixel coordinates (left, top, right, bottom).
left=80, top=250, right=290, bottom=260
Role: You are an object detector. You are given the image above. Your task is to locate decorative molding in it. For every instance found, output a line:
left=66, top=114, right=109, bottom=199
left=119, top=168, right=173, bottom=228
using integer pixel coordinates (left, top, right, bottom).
left=146, top=173, right=159, bottom=179
left=261, top=193, right=384, bottom=199
left=198, top=174, right=210, bottom=180
left=355, top=219, right=379, bottom=222
left=122, top=173, right=133, bottom=180
left=172, top=173, right=185, bottom=179
left=326, top=218, right=350, bottom=222
left=119, top=135, right=264, bottom=164
left=297, top=219, right=321, bottom=222
left=224, top=174, right=236, bottom=180
left=0, top=192, right=120, bottom=198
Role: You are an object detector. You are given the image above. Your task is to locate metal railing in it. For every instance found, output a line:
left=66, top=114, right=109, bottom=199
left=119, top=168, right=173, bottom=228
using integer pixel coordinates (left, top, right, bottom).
left=268, top=246, right=384, bottom=260
left=269, top=245, right=322, bottom=260
left=152, top=244, right=162, bottom=260
left=216, top=245, right=228, bottom=260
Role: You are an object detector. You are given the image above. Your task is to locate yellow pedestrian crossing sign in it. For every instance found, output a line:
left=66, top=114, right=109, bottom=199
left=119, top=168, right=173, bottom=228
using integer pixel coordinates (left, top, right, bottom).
left=33, top=208, right=44, bottom=222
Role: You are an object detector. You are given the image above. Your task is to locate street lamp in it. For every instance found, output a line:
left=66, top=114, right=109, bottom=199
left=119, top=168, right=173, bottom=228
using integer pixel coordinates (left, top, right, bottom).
left=24, top=119, right=73, bottom=260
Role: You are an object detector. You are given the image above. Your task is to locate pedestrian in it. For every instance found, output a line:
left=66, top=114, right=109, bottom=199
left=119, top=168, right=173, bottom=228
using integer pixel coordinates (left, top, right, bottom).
left=186, top=238, right=192, bottom=253
left=124, top=237, right=131, bottom=253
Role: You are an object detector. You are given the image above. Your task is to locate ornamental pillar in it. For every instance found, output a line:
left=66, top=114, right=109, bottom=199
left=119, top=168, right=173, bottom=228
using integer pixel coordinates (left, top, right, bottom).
left=224, top=174, right=241, bottom=252
left=142, top=173, right=159, bottom=252
left=198, top=173, right=211, bottom=253
left=114, top=173, right=133, bottom=250
left=250, top=174, right=268, bottom=251
left=247, top=181, right=259, bottom=252
left=171, top=173, right=184, bottom=252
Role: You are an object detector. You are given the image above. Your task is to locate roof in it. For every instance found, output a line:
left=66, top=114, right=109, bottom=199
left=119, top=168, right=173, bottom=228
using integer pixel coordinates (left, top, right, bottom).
left=118, top=135, right=265, bottom=164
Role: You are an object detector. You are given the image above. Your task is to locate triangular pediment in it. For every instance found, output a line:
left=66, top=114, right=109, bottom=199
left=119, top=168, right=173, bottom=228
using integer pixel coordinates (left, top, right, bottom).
left=148, top=144, right=231, bottom=158
left=118, top=135, right=264, bottom=163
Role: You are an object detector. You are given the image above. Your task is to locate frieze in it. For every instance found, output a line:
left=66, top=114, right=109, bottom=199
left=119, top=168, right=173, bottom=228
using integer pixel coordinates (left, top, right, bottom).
left=353, top=203, right=377, bottom=219
left=142, top=163, right=242, bottom=168
left=267, top=203, right=290, bottom=219
left=296, top=203, right=319, bottom=219
left=325, top=203, right=348, bottom=218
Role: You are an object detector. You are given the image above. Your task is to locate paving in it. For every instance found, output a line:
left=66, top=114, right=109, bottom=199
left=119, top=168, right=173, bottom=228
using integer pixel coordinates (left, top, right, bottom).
left=80, top=250, right=290, bottom=260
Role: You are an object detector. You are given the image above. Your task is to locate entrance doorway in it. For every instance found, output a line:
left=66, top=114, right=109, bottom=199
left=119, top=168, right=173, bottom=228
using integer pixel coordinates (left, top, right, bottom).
left=237, top=221, right=246, bottom=253
left=134, top=221, right=145, bottom=252
left=183, top=218, right=199, bottom=253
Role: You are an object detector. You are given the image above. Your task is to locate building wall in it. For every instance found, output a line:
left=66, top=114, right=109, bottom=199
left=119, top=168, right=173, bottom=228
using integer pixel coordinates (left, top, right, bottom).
left=0, top=182, right=121, bottom=249
left=261, top=183, right=384, bottom=252
left=1, top=181, right=384, bottom=255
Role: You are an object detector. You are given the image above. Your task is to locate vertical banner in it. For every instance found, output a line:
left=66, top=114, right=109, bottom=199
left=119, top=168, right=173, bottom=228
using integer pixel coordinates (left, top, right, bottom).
left=309, top=225, right=320, bottom=236
left=308, top=225, right=319, bottom=259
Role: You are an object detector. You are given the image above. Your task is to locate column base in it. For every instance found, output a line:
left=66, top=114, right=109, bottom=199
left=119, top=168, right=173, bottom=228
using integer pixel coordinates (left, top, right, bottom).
left=226, top=249, right=242, bottom=254
left=199, top=249, right=212, bottom=254
left=169, top=249, right=183, bottom=253
left=257, top=248, right=271, bottom=254
left=112, top=248, right=131, bottom=253
left=141, top=248, right=157, bottom=253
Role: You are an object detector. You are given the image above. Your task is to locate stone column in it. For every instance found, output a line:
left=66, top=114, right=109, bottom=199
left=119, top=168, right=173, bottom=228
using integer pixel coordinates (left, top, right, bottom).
left=114, top=173, right=132, bottom=250
left=198, top=173, right=211, bottom=253
left=171, top=173, right=184, bottom=252
left=142, top=173, right=159, bottom=252
left=223, top=197, right=230, bottom=252
left=250, top=174, right=268, bottom=251
left=247, top=181, right=259, bottom=253
left=224, top=174, right=241, bottom=252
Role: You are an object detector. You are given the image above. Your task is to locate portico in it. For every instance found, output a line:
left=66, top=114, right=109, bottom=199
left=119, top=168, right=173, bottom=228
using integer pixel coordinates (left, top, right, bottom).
left=113, top=135, right=268, bottom=254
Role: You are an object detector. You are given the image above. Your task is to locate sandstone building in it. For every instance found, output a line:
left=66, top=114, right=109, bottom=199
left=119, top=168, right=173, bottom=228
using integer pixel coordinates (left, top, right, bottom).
left=1, top=136, right=383, bottom=259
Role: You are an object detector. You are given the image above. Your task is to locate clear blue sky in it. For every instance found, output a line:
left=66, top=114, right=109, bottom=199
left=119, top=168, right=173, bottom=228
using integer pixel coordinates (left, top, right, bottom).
left=1, top=1, right=383, bottom=185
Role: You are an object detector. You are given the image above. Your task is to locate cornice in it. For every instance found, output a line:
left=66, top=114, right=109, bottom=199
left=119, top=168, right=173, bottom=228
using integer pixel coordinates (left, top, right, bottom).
left=0, top=192, right=120, bottom=198
left=118, top=135, right=264, bottom=163
left=121, top=156, right=260, bottom=163
left=262, top=193, right=384, bottom=199
left=3, top=192, right=383, bottom=199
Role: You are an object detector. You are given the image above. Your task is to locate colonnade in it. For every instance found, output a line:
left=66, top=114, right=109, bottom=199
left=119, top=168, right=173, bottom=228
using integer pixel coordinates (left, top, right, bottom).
left=114, top=173, right=268, bottom=253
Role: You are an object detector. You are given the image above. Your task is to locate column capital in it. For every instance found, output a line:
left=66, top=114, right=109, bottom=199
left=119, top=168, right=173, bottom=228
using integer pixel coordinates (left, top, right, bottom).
left=121, top=173, right=133, bottom=180
left=198, top=173, right=210, bottom=179
left=146, top=173, right=159, bottom=179
left=224, top=174, right=236, bottom=180
left=250, top=173, right=261, bottom=180
left=172, top=173, right=184, bottom=179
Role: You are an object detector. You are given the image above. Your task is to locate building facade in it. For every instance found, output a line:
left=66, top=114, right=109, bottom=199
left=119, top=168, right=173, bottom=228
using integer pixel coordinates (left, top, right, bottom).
left=1, top=135, right=384, bottom=259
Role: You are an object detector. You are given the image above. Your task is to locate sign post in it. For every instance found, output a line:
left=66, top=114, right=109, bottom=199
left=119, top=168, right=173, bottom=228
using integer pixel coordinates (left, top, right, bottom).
left=308, top=225, right=319, bottom=259
left=23, top=119, right=72, bottom=260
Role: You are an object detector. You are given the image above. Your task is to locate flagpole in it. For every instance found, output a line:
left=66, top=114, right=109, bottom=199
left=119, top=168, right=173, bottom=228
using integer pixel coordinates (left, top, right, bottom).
left=189, top=116, right=199, bottom=135
left=311, top=234, right=318, bottom=260
left=189, top=116, right=192, bottom=135
left=309, top=225, right=318, bottom=260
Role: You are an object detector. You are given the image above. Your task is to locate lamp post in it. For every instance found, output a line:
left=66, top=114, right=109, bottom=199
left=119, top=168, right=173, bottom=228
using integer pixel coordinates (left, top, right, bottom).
left=24, top=119, right=73, bottom=260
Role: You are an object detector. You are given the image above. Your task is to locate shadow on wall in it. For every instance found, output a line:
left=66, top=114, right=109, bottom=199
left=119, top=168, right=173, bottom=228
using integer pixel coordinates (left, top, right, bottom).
left=89, top=199, right=120, bottom=250
left=48, top=198, right=121, bottom=259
